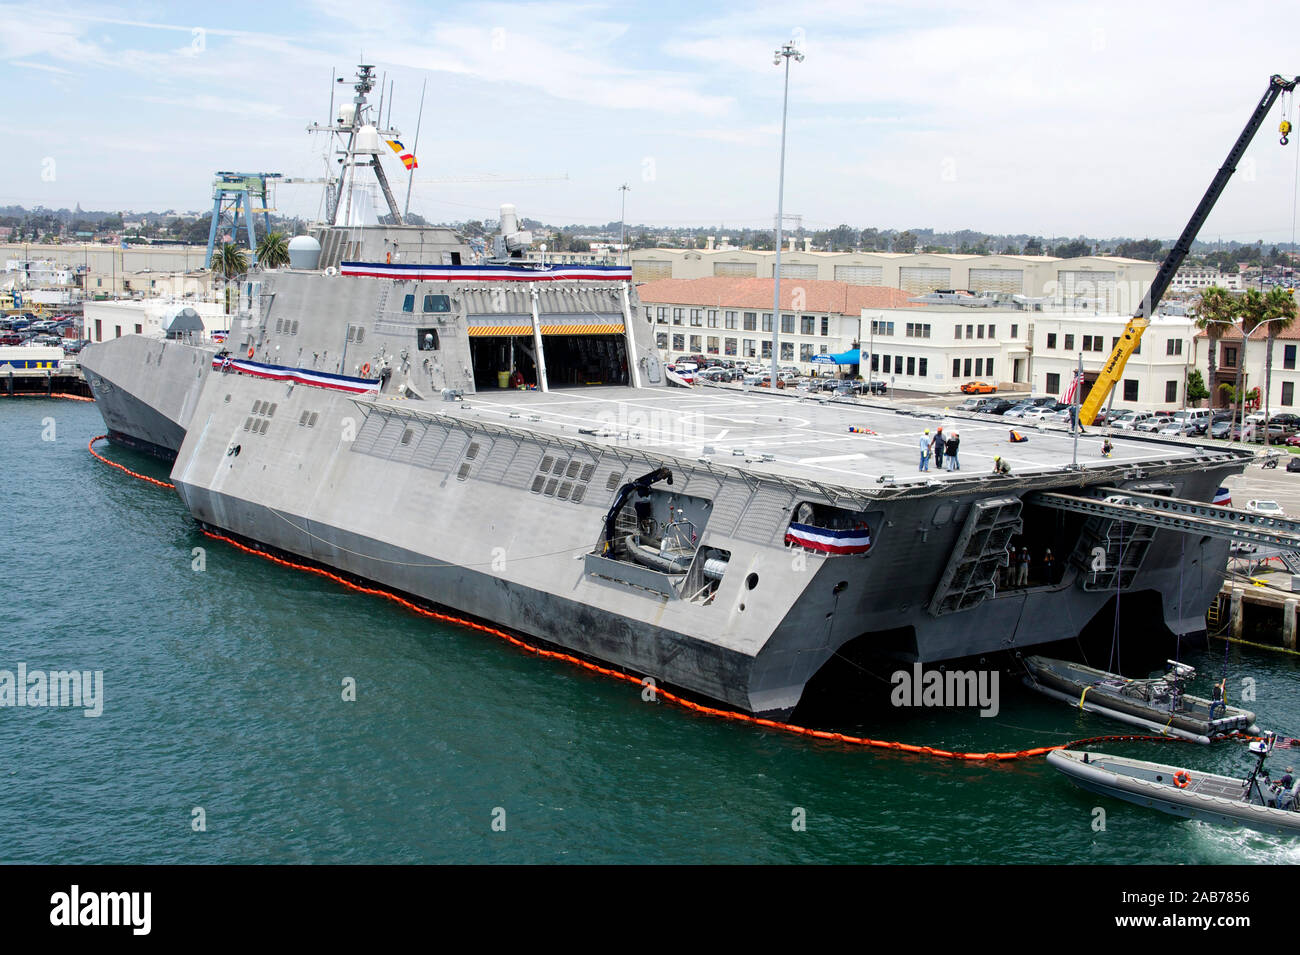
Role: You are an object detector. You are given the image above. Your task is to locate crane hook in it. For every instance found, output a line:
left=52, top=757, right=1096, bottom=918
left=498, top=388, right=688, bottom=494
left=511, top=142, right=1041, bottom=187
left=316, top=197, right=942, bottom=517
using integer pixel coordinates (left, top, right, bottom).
left=1282, top=118, right=1292, bottom=146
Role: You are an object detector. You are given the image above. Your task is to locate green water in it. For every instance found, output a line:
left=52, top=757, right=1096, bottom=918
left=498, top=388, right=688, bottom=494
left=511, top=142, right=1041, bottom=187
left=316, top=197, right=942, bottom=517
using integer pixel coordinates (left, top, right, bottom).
left=3, top=400, right=1299, bottom=863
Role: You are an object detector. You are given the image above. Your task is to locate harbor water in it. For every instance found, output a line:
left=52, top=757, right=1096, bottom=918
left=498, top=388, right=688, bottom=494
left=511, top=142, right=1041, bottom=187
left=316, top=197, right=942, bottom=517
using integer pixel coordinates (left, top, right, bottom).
left=4, top=399, right=1299, bottom=864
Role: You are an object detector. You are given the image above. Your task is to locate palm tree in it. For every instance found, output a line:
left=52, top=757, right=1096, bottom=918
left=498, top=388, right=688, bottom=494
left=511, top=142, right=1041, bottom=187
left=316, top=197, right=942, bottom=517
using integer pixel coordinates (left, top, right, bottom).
left=256, top=231, right=290, bottom=269
left=1235, top=289, right=1266, bottom=433
left=1193, top=286, right=1237, bottom=419
left=210, top=243, right=249, bottom=315
left=1262, top=287, right=1298, bottom=446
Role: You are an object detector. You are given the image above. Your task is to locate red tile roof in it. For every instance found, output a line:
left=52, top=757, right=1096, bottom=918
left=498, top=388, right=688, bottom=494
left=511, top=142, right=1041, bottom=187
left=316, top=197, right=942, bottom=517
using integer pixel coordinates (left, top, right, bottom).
left=634, top=277, right=920, bottom=315
left=1193, top=322, right=1300, bottom=341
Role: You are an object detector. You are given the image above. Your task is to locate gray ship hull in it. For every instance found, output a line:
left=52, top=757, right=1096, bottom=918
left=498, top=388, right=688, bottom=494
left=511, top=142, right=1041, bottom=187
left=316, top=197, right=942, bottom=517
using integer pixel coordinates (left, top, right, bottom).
left=82, top=265, right=1249, bottom=717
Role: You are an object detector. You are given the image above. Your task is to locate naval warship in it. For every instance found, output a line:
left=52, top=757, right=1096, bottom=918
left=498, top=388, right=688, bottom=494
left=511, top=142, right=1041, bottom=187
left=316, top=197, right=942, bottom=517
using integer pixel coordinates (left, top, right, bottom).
left=81, top=66, right=1260, bottom=717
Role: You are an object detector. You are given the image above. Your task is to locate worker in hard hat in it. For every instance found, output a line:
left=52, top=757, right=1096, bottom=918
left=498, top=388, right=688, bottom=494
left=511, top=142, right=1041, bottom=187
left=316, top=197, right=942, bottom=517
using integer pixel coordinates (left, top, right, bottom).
left=993, top=455, right=1011, bottom=475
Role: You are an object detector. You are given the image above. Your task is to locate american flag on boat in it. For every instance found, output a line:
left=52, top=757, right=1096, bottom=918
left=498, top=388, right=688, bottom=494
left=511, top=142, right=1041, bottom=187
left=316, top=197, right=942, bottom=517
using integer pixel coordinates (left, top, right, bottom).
left=211, top=356, right=380, bottom=395
left=1062, top=369, right=1086, bottom=404
left=784, top=522, right=872, bottom=555
left=1213, top=487, right=1232, bottom=506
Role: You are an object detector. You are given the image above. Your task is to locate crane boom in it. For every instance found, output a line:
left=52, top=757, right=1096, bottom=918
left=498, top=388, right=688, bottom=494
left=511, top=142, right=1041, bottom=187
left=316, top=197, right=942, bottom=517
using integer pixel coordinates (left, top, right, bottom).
left=1079, top=74, right=1298, bottom=426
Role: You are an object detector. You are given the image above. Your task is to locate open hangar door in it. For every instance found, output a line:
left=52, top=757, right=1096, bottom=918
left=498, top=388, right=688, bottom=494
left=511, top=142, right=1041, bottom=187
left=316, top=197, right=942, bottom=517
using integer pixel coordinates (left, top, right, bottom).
left=467, top=314, right=629, bottom=390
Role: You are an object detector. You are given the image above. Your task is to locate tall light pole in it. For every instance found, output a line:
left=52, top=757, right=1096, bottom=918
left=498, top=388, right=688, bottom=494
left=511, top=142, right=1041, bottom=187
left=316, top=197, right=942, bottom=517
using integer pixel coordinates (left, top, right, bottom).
left=618, top=183, right=630, bottom=265
left=770, top=39, right=803, bottom=388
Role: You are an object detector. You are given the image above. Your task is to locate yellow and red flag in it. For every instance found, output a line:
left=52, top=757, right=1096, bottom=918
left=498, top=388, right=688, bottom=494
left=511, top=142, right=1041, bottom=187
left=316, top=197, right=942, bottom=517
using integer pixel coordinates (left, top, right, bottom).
left=387, top=139, right=418, bottom=170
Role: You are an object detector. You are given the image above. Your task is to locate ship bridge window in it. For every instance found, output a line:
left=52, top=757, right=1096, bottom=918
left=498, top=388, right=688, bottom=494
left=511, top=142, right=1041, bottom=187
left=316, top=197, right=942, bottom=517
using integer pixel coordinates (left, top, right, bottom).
left=417, top=328, right=440, bottom=351
left=402, top=294, right=415, bottom=312
left=423, top=294, right=451, bottom=313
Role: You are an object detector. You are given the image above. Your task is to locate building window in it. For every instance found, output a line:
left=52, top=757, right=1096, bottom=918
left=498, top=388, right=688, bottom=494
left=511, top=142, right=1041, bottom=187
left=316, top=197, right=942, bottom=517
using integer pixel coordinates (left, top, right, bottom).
left=1222, top=346, right=1237, bottom=368
left=1010, top=324, right=1018, bottom=338
left=707, top=336, right=720, bottom=354
left=672, top=334, right=685, bottom=351
left=987, top=324, right=995, bottom=338
left=952, top=358, right=961, bottom=377
left=963, top=358, right=972, bottom=377
left=801, top=316, right=816, bottom=335
left=762, top=314, right=774, bottom=333
left=904, top=356, right=914, bottom=375
left=1094, top=337, right=1105, bottom=352
left=762, top=341, right=772, bottom=358
left=1065, top=334, right=1075, bottom=351
left=1284, top=381, right=1295, bottom=406
left=1166, top=338, right=1183, bottom=356
left=656, top=332, right=668, bottom=349
left=656, top=307, right=668, bottom=324
left=1123, top=379, right=1139, bottom=402
left=820, top=316, right=829, bottom=336
left=882, top=355, right=891, bottom=373
left=1286, top=345, right=1296, bottom=370
left=800, top=343, right=814, bottom=361
left=1047, top=333, right=1057, bottom=349
left=1165, top=380, right=1177, bottom=402
left=673, top=308, right=683, bottom=325
left=1046, top=372, right=1060, bottom=394
left=689, top=335, right=702, bottom=351
left=743, top=339, right=756, bottom=357
left=781, top=314, right=795, bottom=334
left=707, top=310, right=718, bottom=328
left=918, top=357, right=928, bottom=377
left=725, top=311, right=738, bottom=330
left=744, top=312, right=757, bottom=331
left=977, top=325, right=985, bottom=339
left=955, top=325, right=962, bottom=340
left=690, top=309, right=702, bottom=327
left=134, top=323, right=142, bottom=334
left=870, top=320, right=894, bottom=336
left=780, top=342, right=794, bottom=361
left=402, top=294, right=415, bottom=312
left=966, top=324, right=974, bottom=339
left=872, top=354, right=880, bottom=372
left=975, top=358, right=983, bottom=376
left=986, top=358, right=994, bottom=379
left=725, top=338, right=737, bottom=356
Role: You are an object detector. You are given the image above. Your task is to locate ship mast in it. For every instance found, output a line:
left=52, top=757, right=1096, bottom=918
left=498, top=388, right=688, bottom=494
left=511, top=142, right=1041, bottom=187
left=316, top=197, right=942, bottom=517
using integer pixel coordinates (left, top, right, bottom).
left=306, top=64, right=405, bottom=227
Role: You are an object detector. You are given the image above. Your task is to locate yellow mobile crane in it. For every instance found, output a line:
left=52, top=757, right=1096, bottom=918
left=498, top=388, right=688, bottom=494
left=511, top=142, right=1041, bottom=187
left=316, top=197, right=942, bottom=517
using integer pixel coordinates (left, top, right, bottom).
left=1079, top=74, right=1298, bottom=426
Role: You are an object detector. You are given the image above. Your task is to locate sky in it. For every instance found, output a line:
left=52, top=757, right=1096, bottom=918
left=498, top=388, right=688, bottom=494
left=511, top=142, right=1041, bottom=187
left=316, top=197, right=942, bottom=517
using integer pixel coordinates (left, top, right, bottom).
left=5, top=0, right=1300, bottom=243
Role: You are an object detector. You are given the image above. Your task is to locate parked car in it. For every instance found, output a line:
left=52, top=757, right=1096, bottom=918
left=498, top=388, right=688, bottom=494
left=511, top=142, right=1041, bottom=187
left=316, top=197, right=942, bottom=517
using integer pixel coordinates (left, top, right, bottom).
left=1245, top=499, right=1286, bottom=516
left=961, top=381, right=997, bottom=394
left=1114, top=411, right=1154, bottom=431
left=980, top=398, right=1016, bottom=415
left=1288, top=456, right=1300, bottom=473
left=1209, top=420, right=1234, bottom=439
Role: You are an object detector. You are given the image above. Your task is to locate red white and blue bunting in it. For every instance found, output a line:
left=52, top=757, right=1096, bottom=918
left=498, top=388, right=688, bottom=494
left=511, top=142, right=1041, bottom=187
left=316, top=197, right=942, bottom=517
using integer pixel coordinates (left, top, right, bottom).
left=784, top=522, right=872, bottom=555
left=211, top=356, right=379, bottom=395
left=339, top=261, right=632, bottom=282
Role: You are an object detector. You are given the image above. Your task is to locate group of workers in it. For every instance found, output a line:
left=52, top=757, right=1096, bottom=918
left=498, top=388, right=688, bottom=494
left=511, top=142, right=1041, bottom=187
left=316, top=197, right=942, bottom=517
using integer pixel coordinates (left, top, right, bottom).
left=918, top=427, right=961, bottom=472
left=1000, top=544, right=1057, bottom=589
left=913, top=426, right=1120, bottom=477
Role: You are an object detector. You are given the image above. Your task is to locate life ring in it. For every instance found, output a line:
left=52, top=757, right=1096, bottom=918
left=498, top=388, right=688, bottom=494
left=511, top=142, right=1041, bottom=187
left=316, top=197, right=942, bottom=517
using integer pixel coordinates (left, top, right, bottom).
left=247, top=346, right=255, bottom=358
left=361, top=362, right=371, bottom=377
left=1173, top=770, right=1190, bottom=789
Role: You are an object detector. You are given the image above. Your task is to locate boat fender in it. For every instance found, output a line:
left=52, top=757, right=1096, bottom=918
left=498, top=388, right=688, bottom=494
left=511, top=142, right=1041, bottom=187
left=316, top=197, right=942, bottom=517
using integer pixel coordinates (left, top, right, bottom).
left=1174, top=770, right=1191, bottom=789
left=361, top=362, right=371, bottom=377
left=247, top=346, right=255, bottom=358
